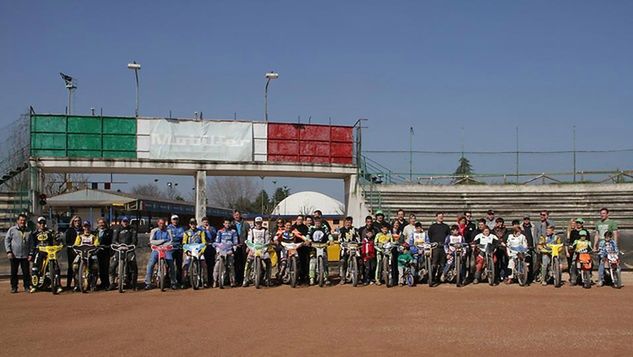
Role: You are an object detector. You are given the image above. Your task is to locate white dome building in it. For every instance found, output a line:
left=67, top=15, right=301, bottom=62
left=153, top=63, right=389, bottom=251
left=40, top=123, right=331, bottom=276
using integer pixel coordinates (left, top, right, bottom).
left=272, top=191, right=345, bottom=216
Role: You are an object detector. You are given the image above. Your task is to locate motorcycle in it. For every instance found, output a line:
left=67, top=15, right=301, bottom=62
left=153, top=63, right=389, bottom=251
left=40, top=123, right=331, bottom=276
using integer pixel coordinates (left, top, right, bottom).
left=213, top=242, right=235, bottom=289
left=570, top=249, right=592, bottom=289
left=32, top=244, right=64, bottom=294
left=279, top=241, right=303, bottom=288
left=311, top=242, right=330, bottom=287
left=183, top=243, right=207, bottom=290
left=246, top=241, right=271, bottom=289
left=382, top=242, right=399, bottom=288
left=474, top=243, right=496, bottom=286
left=150, top=244, right=173, bottom=292
left=73, top=244, right=103, bottom=293
left=545, top=243, right=565, bottom=287
left=419, top=242, right=438, bottom=287
left=110, top=243, right=137, bottom=293
left=340, top=242, right=362, bottom=287
left=509, top=245, right=529, bottom=287
left=445, top=242, right=468, bottom=287
left=602, top=251, right=622, bottom=289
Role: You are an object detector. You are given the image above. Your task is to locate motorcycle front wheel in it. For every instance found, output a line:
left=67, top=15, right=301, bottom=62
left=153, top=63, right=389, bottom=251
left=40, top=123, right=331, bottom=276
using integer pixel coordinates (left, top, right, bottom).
left=255, top=256, right=262, bottom=289
left=290, top=256, right=298, bottom=288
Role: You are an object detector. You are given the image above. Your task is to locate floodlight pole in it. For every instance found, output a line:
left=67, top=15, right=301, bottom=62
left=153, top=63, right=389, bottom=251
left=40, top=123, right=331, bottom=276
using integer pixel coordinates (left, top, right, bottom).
left=264, top=71, right=278, bottom=122
left=128, top=61, right=141, bottom=117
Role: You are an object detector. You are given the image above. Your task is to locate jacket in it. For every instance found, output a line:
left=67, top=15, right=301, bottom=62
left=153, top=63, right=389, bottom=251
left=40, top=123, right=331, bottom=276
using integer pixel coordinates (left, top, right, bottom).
left=361, top=238, right=376, bottom=261
left=215, top=228, right=238, bottom=247
left=74, top=233, right=100, bottom=246
left=307, top=225, right=331, bottom=244
left=397, top=251, right=414, bottom=267
left=232, top=219, right=251, bottom=245
left=113, top=226, right=138, bottom=245
left=4, top=225, right=33, bottom=259
left=31, top=229, right=60, bottom=256
left=247, top=227, right=270, bottom=245
left=149, top=228, right=173, bottom=246
left=338, top=226, right=360, bottom=243
left=167, top=224, right=185, bottom=248
left=183, top=228, right=207, bottom=245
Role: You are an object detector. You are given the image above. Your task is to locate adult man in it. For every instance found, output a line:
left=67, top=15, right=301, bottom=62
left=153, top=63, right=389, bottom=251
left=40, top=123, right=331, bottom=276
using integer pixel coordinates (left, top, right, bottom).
left=145, top=218, right=177, bottom=290
left=522, top=216, right=538, bottom=281
left=402, top=214, right=417, bottom=242
left=307, top=217, right=333, bottom=285
left=493, top=217, right=510, bottom=281
left=5, top=214, right=33, bottom=293
left=427, top=212, right=451, bottom=284
left=64, top=215, right=82, bottom=289
left=243, top=217, right=271, bottom=287
left=338, top=216, right=360, bottom=284
left=359, top=215, right=378, bottom=240
left=214, top=218, right=239, bottom=288
left=108, top=216, right=138, bottom=291
left=231, top=210, right=250, bottom=285
left=30, top=217, right=62, bottom=294
left=391, top=209, right=406, bottom=235
left=373, top=211, right=389, bottom=231
left=95, top=218, right=112, bottom=290
left=313, top=210, right=331, bottom=232
left=463, top=211, right=477, bottom=243
left=485, top=210, right=496, bottom=230
left=594, top=207, right=618, bottom=249
left=167, top=215, right=185, bottom=288
left=292, top=215, right=310, bottom=284
left=199, top=216, right=217, bottom=287
left=533, top=210, right=554, bottom=282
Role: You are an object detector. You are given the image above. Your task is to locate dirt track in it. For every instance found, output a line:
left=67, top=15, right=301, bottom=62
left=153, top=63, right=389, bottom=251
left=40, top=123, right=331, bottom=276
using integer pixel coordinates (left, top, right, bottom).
left=1, top=276, right=632, bottom=356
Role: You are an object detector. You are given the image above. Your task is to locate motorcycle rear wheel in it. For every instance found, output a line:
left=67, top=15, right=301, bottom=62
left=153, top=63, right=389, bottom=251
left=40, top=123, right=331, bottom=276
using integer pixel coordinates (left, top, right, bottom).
left=255, top=256, right=262, bottom=289
left=351, top=257, right=358, bottom=287
left=553, top=257, right=561, bottom=287
left=290, top=257, right=298, bottom=288
left=487, top=255, right=495, bottom=286
left=119, top=254, right=126, bottom=293
left=191, top=259, right=200, bottom=290
left=159, top=259, right=166, bottom=292
left=218, top=256, right=226, bottom=289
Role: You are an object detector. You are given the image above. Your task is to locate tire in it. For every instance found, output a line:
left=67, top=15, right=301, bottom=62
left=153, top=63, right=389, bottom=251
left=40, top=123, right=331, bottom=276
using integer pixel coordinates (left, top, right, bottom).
left=582, top=270, right=591, bottom=288
left=218, top=256, right=225, bottom=289
left=290, top=257, right=297, bottom=288
left=49, top=260, right=56, bottom=295
left=159, top=259, right=166, bottom=292
left=426, top=255, right=433, bottom=287
left=613, top=266, right=621, bottom=289
left=191, top=259, right=200, bottom=290
left=487, top=255, right=495, bottom=286
left=318, top=256, right=325, bottom=288
left=119, top=254, right=125, bottom=293
left=255, top=256, right=262, bottom=289
left=383, top=255, right=391, bottom=287
left=455, top=254, right=462, bottom=287
left=517, top=259, right=527, bottom=287
left=553, top=257, right=561, bottom=287
left=351, top=257, right=358, bottom=287
left=79, top=259, right=88, bottom=293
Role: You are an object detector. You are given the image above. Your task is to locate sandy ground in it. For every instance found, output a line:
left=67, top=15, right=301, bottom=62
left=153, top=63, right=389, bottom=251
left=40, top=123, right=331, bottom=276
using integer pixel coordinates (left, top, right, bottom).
left=1, top=274, right=632, bottom=357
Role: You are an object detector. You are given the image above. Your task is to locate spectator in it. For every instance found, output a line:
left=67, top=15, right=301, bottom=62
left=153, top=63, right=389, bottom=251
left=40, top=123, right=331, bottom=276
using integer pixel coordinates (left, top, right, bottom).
left=535, top=210, right=554, bottom=240
left=594, top=207, right=619, bottom=249
left=493, top=217, right=510, bottom=281
left=427, top=212, right=451, bottom=284
left=402, top=214, right=417, bottom=242
left=392, top=209, right=406, bottom=235
left=358, top=215, right=378, bottom=241
left=463, top=211, right=477, bottom=243
left=313, top=210, right=331, bottom=231
left=199, top=216, right=217, bottom=287
left=4, top=214, right=33, bottom=293
left=95, top=218, right=112, bottom=290
left=64, top=215, right=82, bottom=289
left=231, top=210, right=250, bottom=286
left=167, top=215, right=185, bottom=288
left=373, top=211, right=389, bottom=231
left=485, top=210, right=496, bottom=230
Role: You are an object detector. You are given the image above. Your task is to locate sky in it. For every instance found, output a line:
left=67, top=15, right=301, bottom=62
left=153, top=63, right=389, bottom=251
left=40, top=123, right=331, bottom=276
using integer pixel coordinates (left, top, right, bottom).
left=1, top=0, right=632, bottom=202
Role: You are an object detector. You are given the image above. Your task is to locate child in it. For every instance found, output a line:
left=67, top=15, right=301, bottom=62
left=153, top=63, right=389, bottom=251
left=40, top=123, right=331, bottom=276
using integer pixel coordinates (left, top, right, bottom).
left=598, top=231, right=620, bottom=287
left=397, top=243, right=414, bottom=286
left=472, top=226, right=499, bottom=284
left=442, top=225, right=465, bottom=283
left=374, top=223, right=393, bottom=286
left=361, top=231, right=376, bottom=285
left=537, top=225, right=561, bottom=286
left=506, top=220, right=528, bottom=283
left=72, top=221, right=100, bottom=292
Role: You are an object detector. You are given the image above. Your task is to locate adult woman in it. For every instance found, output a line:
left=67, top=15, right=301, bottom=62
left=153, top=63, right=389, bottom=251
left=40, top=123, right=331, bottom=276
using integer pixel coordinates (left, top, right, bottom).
left=64, top=215, right=82, bottom=289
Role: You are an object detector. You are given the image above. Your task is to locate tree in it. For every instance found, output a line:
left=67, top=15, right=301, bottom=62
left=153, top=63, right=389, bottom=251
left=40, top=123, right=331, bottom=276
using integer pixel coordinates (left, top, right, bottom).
left=452, top=156, right=479, bottom=185
left=131, top=183, right=165, bottom=198
left=207, top=177, right=258, bottom=211
left=253, top=189, right=272, bottom=214
left=272, top=186, right=290, bottom=206
left=43, top=173, right=89, bottom=196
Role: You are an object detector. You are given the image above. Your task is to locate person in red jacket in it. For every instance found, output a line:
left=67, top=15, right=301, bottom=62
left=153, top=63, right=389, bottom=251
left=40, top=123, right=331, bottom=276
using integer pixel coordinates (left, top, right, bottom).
left=361, top=232, right=376, bottom=285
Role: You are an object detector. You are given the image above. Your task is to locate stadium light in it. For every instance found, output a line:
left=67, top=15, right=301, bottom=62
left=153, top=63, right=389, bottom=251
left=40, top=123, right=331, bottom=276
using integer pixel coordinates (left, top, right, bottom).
left=127, top=61, right=141, bottom=117
left=265, top=71, right=279, bottom=121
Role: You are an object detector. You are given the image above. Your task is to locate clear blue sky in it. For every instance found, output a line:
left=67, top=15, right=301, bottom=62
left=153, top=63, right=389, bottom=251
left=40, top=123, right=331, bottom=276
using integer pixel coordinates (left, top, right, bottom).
left=1, top=1, right=632, bottom=201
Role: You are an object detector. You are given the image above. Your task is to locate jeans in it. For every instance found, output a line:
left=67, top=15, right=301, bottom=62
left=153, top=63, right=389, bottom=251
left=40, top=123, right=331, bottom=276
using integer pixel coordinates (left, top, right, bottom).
left=172, top=249, right=183, bottom=286
left=10, top=258, right=30, bottom=290
left=364, top=259, right=376, bottom=284
left=144, top=250, right=176, bottom=286
left=213, top=253, right=235, bottom=286
left=541, top=254, right=551, bottom=280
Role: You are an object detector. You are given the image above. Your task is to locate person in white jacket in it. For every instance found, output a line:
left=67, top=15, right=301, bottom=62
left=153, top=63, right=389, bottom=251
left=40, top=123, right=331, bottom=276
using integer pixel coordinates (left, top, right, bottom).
left=506, top=220, right=528, bottom=283
left=243, top=217, right=272, bottom=287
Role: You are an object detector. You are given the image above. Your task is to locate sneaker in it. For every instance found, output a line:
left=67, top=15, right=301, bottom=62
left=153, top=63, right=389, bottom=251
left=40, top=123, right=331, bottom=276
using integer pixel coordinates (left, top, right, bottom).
left=340, top=280, right=347, bottom=285
left=171, top=285, right=177, bottom=290
left=325, top=280, right=332, bottom=286
left=597, top=281, right=604, bottom=287
left=29, top=287, right=37, bottom=293
left=144, top=284, right=151, bottom=290
left=363, top=282, right=369, bottom=286
left=73, top=286, right=80, bottom=292
left=473, top=279, right=479, bottom=284
left=376, top=281, right=382, bottom=286
left=369, top=281, right=375, bottom=285
left=242, top=282, right=249, bottom=288
left=309, top=278, right=315, bottom=286
left=212, top=282, right=219, bottom=288
left=541, top=282, right=547, bottom=286
left=55, top=287, right=63, bottom=294
left=10, top=288, right=18, bottom=294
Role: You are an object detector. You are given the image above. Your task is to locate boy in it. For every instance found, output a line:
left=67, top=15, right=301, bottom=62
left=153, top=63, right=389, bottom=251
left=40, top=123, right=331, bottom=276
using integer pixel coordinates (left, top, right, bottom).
left=361, top=231, right=376, bottom=285
left=537, top=225, right=562, bottom=286
left=307, top=217, right=332, bottom=285
left=472, top=226, right=499, bottom=284
left=374, top=223, right=393, bottom=286
left=182, top=218, right=208, bottom=287
left=397, top=243, right=414, bottom=286
left=243, top=217, right=272, bottom=287
left=72, top=221, right=101, bottom=292
left=338, top=216, right=360, bottom=284
left=597, top=231, right=620, bottom=287
left=442, top=225, right=465, bottom=283
left=506, top=220, right=528, bottom=284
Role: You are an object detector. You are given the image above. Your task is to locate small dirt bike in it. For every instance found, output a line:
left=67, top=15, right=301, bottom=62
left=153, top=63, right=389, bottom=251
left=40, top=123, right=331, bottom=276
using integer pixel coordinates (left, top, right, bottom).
left=474, top=243, right=496, bottom=286
left=570, top=249, right=592, bottom=289
left=246, top=241, right=271, bottom=289
left=73, top=244, right=103, bottom=293
left=602, top=251, right=622, bottom=289
left=312, top=242, right=329, bottom=287
left=509, top=245, right=529, bottom=287
left=340, top=242, right=362, bottom=287
left=545, top=243, right=565, bottom=287
left=111, top=243, right=137, bottom=293
left=213, top=242, right=234, bottom=289
left=280, top=241, right=303, bottom=288
left=445, top=242, right=468, bottom=287
left=183, top=243, right=207, bottom=290
left=32, top=244, right=64, bottom=294
left=420, top=242, right=438, bottom=287
left=150, top=244, right=173, bottom=291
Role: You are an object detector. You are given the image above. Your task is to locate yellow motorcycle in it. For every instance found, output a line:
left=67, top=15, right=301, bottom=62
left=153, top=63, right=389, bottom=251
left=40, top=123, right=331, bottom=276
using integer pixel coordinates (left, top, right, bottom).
left=546, top=243, right=565, bottom=287
left=32, top=245, right=64, bottom=294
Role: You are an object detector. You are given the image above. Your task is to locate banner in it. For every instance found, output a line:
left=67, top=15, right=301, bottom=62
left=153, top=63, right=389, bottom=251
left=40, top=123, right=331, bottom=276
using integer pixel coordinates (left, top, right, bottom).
left=149, top=119, right=253, bottom=161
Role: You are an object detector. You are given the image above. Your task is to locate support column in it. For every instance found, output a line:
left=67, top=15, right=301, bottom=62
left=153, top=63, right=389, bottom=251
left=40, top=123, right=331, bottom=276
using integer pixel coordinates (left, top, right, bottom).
left=29, top=161, right=44, bottom=217
left=344, top=173, right=369, bottom=224
left=195, top=170, right=207, bottom=223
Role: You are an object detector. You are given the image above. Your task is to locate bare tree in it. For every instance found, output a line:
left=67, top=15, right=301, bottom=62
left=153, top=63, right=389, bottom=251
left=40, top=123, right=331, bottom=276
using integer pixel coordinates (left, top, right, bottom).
left=43, top=173, right=89, bottom=196
left=131, top=183, right=166, bottom=199
left=207, top=177, right=258, bottom=210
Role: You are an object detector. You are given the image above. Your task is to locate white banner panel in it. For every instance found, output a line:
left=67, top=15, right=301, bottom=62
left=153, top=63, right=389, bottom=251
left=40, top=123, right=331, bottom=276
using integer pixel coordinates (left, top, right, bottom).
left=149, top=119, right=253, bottom=161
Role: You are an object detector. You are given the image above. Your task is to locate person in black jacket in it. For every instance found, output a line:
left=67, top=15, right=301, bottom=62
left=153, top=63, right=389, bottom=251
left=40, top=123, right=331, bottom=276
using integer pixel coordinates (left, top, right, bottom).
left=64, top=215, right=82, bottom=289
left=108, top=216, right=138, bottom=290
left=427, top=212, right=451, bottom=285
left=95, top=218, right=113, bottom=290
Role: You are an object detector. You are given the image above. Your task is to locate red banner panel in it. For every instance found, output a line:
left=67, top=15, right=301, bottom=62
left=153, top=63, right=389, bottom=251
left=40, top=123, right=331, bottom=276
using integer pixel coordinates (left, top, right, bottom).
left=267, top=123, right=353, bottom=164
